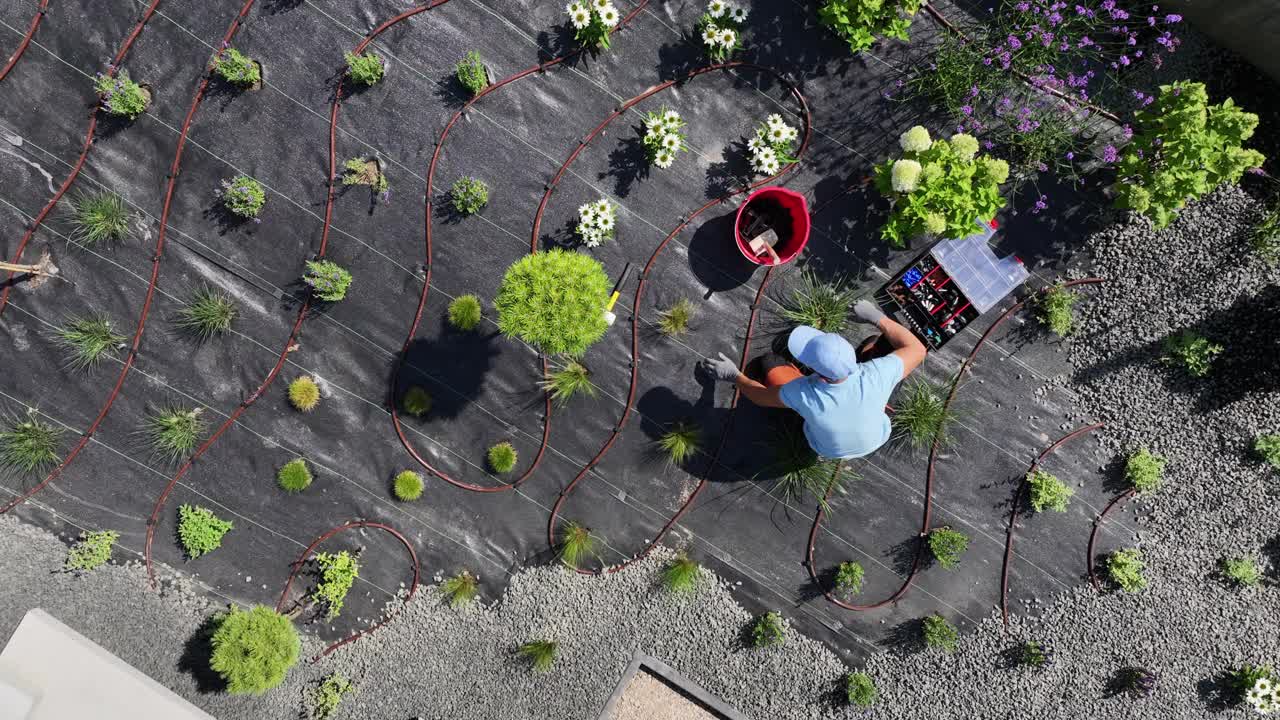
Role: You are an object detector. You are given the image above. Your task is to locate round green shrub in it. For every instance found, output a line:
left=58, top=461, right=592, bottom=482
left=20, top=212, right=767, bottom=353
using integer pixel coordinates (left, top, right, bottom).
left=219, top=175, right=266, bottom=219
left=302, top=260, right=353, bottom=303
left=209, top=605, right=300, bottom=695
left=288, top=377, right=320, bottom=412
left=393, top=470, right=424, bottom=501
left=487, top=442, right=518, bottom=474
left=213, top=48, right=260, bottom=87
left=94, top=70, right=148, bottom=119
left=494, top=249, right=609, bottom=356
left=402, top=386, right=432, bottom=417
left=344, top=51, right=384, bottom=86
left=448, top=294, right=483, bottom=331
left=276, top=458, right=312, bottom=493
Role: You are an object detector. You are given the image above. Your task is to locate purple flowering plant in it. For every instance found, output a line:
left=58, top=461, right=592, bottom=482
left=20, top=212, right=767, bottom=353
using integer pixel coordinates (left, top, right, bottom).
left=93, top=69, right=149, bottom=119
left=217, top=175, right=267, bottom=219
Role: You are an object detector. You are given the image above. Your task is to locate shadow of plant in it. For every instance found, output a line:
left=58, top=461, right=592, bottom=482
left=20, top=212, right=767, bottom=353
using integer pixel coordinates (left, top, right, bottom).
left=177, top=613, right=227, bottom=695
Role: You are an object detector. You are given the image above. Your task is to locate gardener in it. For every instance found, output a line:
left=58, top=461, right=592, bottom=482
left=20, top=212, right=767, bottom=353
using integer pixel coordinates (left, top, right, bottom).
left=703, top=301, right=926, bottom=459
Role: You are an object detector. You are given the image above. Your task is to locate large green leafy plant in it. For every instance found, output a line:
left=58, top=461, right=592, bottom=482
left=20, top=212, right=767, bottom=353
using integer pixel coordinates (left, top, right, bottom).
left=1114, top=81, right=1265, bottom=229
left=874, top=125, right=1008, bottom=248
left=818, top=0, right=923, bottom=53
left=494, top=249, right=610, bottom=356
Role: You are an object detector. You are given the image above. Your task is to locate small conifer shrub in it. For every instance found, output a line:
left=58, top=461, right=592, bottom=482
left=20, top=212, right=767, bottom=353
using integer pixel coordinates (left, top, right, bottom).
left=557, top=521, right=598, bottom=568
left=927, top=527, right=968, bottom=570
left=487, top=442, right=518, bottom=474
left=288, top=377, right=321, bottom=412
left=448, top=294, right=483, bottom=331
left=835, top=560, right=864, bottom=595
left=312, top=550, right=359, bottom=619
left=308, top=673, right=354, bottom=720
left=455, top=51, right=488, bottom=95
left=1257, top=434, right=1280, bottom=470
left=1027, top=469, right=1073, bottom=512
left=922, top=613, right=958, bottom=652
left=401, top=386, right=432, bottom=417
left=209, top=605, right=300, bottom=695
left=393, top=470, right=424, bottom=501
left=1221, top=556, right=1262, bottom=587
left=1125, top=449, right=1166, bottom=494
left=751, top=611, right=785, bottom=647
left=1106, top=548, right=1146, bottom=592
left=846, top=671, right=877, bottom=708
left=277, top=458, right=312, bottom=493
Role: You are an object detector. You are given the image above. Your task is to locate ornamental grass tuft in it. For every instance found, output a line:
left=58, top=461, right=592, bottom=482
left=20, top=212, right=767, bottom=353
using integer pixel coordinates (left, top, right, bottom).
left=1027, top=469, right=1073, bottom=512
left=487, top=441, right=518, bottom=474
left=64, top=530, right=119, bottom=572
left=276, top=458, right=312, bottom=493
left=55, top=314, right=125, bottom=369
left=177, top=503, right=232, bottom=559
left=928, top=527, right=968, bottom=570
left=1125, top=448, right=1166, bottom=494
left=143, top=406, right=204, bottom=462
left=656, top=421, right=700, bottom=466
left=517, top=640, right=557, bottom=672
left=69, top=191, right=132, bottom=245
left=890, top=377, right=957, bottom=450
left=765, top=422, right=856, bottom=512
left=393, top=470, right=424, bottom=501
left=175, top=288, right=237, bottom=340
left=495, top=249, right=610, bottom=356
left=448, top=294, right=483, bottom=331
left=0, top=411, right=62, bottom=476
left=288, top=377, right=321, bottom=412
left=1036, top=284, right=1078, bottom=337
left=778, top=270, right=855, bottom=333
left=401, top=386, right=432, bottom=417
left=661, top=552, right=701, bottom=593
left=209, top=605, right=300, bottom=695
left=750, top=611, right=785, bottom=648
left=540, top=361, right=596, bottom=405
left=557, top=521, right=598, bottom=568
left=656, top=298, right=694, bottom=337
left=441, top=570, right=479, bottom=608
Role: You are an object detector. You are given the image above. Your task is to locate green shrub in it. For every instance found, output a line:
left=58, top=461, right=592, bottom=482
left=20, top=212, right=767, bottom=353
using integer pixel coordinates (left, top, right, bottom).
left=277, top=458, right=312, bottom=493
left=890, top=378, right=956, bottom=450
left=450, top=177, right=489, bottom=216
left=1255, top=434, right=1280, bottom=470
left=55, top=314, right=125, bottom=369
left=661, top=552, right=701, bottom=593
left=1222, top=556, right=1262, bottom=587
left=922, top=613, right=958, bottom=652
left=835, top=561, right=864, bottom=595
left=144, top=406, right=204, bottom=461
left=846, top=671, right=877, bottom=707
left=209, top=605, right=300, bottom=695
left=1114, top=81, right=1266, bottom=230
left=517, top=640, right=557, bottom=672
left=1162, top=331, right=1222, bottom=377
left=1019, top=640, right=1051, bottom=668
left=557, top=521, right=598, bottom=568
left=213, top=48, right=260, bottom=87
left=175, top=288, right=237, bottom=339
left=341, top=158, right=388, bottom=196
left=308, top=673, right=353, bottom=720
left=778, top=270, right=855, bottom=333
left=495, top=249, right=610, bottom=356
left=94, top=70, right=148, bottom=119
left=455, top=50, right=488, bottom=95
left=402, top=386, right=432, bottom=417
left=288, top=377, right=321, bottom=412
left=219, top=175, right=266, bottom=219
left=448, top=294, right=483, bottom=331
left=393, top=470, right=424, bottom=501
left=64, top=530, right=119, bottom=572
left=656, top=298, right=694, bottom=337
left=1028, top=469, right=1073, bottom=512
left=303, top=260, right=353, bottom=302
left=344, top=51, right=384, bottom=86
left=441, top=570, right=479, bottom=608
left=540, top=361, right=596, bottom=405
left=818, top=0, right=924, bottom=53
left=0, top=411, right=62, bottom=476
left=69, top=191, right=132, bottom=245
left=657, top=422, right=700, bottom=466
left=1036, top=284, right=1078, bottom=337
left=751, top=611, right=785, bottom=648
left=1125, top=449, right=1166, bottom=494
left=766, top=422, right=856, bottom=512
left=178, top=504, right=232, bottom=559
left=874, top=125, right=1007, bottom=247
left=312, top=550, right=359, bottom=619
left=487, top=441, right=518, bottom=474
left=928, top=527, right=968, bottom=570
left=1105, top=548, right=1146, bottom=592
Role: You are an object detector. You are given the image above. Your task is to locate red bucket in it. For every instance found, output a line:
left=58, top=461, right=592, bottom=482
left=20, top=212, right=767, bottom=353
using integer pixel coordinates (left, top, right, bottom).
left=734, top=186, right=810, bottom=266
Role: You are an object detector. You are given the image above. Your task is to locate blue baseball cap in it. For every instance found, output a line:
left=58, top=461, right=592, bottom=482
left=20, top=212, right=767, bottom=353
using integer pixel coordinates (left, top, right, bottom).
left=788, top=325, right=857, bottom=380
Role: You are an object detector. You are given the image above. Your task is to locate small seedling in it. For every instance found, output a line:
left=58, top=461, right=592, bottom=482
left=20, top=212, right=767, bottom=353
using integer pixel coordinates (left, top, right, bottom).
left=751, top=611, right=785, bottom=648
left=922, top=613, right=958, bottom=652
left=94, top=70, right=148, bottom=118
left=308, top=673, right=354, bottom=720
left=344, top=51, right=385, bottom=85
left=303, top=260, right=353, bottom=302
left=341, top=157, right=389, bottom=200
left=219, top=175, right=267, bottom=219
left=1028, top=469, right=1073, bottom=512
left=175, top=288, right=237, bottom=339
left=657, top=421, right=701, bottom=466
left=1110, top=666, right=1159, bottom=698
left=0, top=411, right=62, bottom=476
left=540, top=361, right=596, bottom=405
left=846, top=671, right=876, bottom=708
left=450, top=176, right=489, bottom=216
left=928, top=527, right=968, bottom=570
left=487, top=442, right=518, bottom=474
left=557, top=521, right=597, bottom=568
left=213, top=48, right=260, bottom=88
left=312, top=550, right=359, bottom=619
left=448, top=294, right=483, bottom=331
left=402, top=386, right=432, bottom=417
left=55, top=314, right=125, bottom=369
left=517, top=640, right=557, bottom=672
left=766, top=423, right=856, bottom=512
left=64, top=530, right=119, bottom=572
left=656, top=298, right=694, bottom=337
left=209, top=605, right=299, bottom=695
left=455, top=50, right=488, bottom=95
left=143, top=406, right=203, bottom=461
left=393, top=470, right=424, bottom=501
left=1254, top=434, right=1280, bottom=470
left=288, top=377, right=321, bottom=412
left=441, top=570, right=479, bottom=608
left=1036, top=284, right=1078, bottom=336
left=661, top=553, right=701, bottom=593
left=1222, top=556, right=1262, bottom=587
left=69, top=191, right=131, bottom=245
left=835, top=560, right=864, bottom=595
left=1125, top=448, right=1166, bottom=494
left=778, top=270, right=855, bottom=333
left=1162, top=331, right=1222, bottom=377
left=1105, top=548, right=1146, bottom=592
left=890, top=378, right=957, bottom=450
left=177, top=503, right=232, bottom=559
left=1019, top=640, right=1052, bottom=668
left=277, top=458, right=312, bottom=493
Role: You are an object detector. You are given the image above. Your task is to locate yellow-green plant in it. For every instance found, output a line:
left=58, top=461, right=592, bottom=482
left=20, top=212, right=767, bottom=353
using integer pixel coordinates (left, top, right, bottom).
left=818, top=0, right=924, bottom=53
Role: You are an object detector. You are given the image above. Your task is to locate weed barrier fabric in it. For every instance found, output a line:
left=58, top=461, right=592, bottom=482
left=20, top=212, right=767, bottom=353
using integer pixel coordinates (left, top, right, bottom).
left=0, top=0, right=1137, bottom=661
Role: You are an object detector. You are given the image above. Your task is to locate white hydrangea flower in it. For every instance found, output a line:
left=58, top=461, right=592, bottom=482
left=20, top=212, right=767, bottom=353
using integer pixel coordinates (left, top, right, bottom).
left=599, top=5, right=619, bottom=26
left=899, top=125, right=932, bottom=153
left=707, top=0, right=727, bottom=18
left=890, top=158, right=922, bottom=192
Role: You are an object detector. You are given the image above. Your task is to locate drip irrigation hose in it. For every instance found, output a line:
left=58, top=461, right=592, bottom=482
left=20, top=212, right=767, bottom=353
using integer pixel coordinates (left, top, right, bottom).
left=388, top=1, right=650, bottom=492
left=1086, top=487, right=1135, bottom=590
left=805, top=278, right=1106, bottom=610
left=0, top=0, right=161, bottom=318
left=273, top=520, right=420, bottom=661
left=0, top=0, right=49, bottom=84
left=540, top=63, right=814, bottom=575
left=998, top=421, right=1103, bottom=626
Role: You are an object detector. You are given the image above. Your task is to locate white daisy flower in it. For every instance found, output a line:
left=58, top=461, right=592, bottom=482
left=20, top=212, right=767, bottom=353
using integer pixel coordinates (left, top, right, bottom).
left=660, top=133, right=681, bottom=151
left=654, top=150, right=674, bottom=168
left=702, top=26, right=719, bottom=45
left=597, top=213, right=615, bottom=231
left=782, top=124, right=799, bottom=142
left=580, top=225, right=603, bottom=246
left=707, top=0, right=727, bottom=18
left=1260, top=679, right=1275, bottom=693
left=593, top=0, right=609, bottom=10
left=730, top=6, right=747, bottom=22
left=566, top=2, right=580, bottom=13
left=570, top=7, right=591, bottom=28
left=599, top=6, right=620, bottom=25
left=757, top=147, right=776, bottom=163
left=1250, top=689, right=1265, bottom=705
left=578, top=203, right=597, bottom=221
left=594, top=199, right=613, bottom=217
left=768, top=125, right=787, bottom=142
left=718, top=28, right=736, bottom=46
left=766, top=113, right=786, bottom=129
left=760, top=157, right=780, bottom=174
left=746, top=136, right=763, bottom=152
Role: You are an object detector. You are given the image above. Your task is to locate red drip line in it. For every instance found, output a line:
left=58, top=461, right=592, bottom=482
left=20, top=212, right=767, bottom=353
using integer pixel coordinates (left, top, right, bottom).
left=1086, top=487, right=1136, bottom=590
left=805, top=278, right=1106, bottom=611
left=273, top=520, right=420, bottom=661
left=0, top=0, right=49, bottom=84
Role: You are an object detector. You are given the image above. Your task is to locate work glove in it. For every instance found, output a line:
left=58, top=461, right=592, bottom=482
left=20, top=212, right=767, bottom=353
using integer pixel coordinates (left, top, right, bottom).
left=703, top=352, right=741, bottom=382
left=853, top=299, right=888, bottom=326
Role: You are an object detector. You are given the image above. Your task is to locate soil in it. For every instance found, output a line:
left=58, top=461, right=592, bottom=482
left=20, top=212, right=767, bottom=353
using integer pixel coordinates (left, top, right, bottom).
left=610, top=670, right=720, bottom=720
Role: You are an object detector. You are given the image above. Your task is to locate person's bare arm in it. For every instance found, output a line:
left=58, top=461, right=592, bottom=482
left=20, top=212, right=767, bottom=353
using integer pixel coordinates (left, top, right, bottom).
left=735, top=374, right=787, bottom=408
left=877, top=315, right=926, bottom=377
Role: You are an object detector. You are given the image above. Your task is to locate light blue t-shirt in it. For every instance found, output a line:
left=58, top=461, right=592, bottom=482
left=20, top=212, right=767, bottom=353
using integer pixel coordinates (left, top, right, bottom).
left=778, top=355, right=905, bottom=459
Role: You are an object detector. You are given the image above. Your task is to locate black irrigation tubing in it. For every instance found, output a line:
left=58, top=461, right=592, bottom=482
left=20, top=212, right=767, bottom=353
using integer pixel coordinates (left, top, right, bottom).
left=389, top=1, right=650, bottom=492
left=1086, top=486, right=1135, bottom=590
left=541, top=62, right=814, bottom=575
left=0, top=0, right=49, bottom=83
left=806, top=278, right=1106, bottom=610
left=999, top=421, right=1104, bottom=626
left=0, top=0, right=161, bottom=318
left=274, top=520, right=421, bottom=661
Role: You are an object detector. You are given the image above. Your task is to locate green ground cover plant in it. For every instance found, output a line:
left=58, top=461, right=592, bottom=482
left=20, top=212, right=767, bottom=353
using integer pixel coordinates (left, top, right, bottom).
left=69, top=191, right=131, bottom=245
left=341, top=157, right=389, bottom=200
left=657, top=422, right=700, bottom=466
left=55, top=314, right=124, bottom=369
left=143, top=406, right=203, bottom=461
left=487, top=442, right=518, bottom=474
left=778, top=270, right=854, bottom=333
left=751, top=611, right=785, bottom=647
left=517, top=640, right=557, bottom=672
left=1036, top=284, right=1078, bottom=337
left=846, top=671, right=877, bottom=708
left=393, top=470, right=424, bottom=501
left=656, top=298, right=694, bottom=337
left=1222, top=556, right=1262, bottom=587
left=557, top=521, right=598, bottom=568
left=450, top=177, right=489, bottom=216
left=308, top=673, right=353, bottom=720
left=209, top=605, right=299, bottom=695
left=540, top=361, right=596, bottom=404
left=922, top=613, right=958, bottom=652
left=928, top=527, right=969, bottom=570
left=276, top=458, right=312, bottom=493
left=448, top=294, right=483, bottom=331
left=455, top=51, right=488, bottom=95
left=312, top=550, right=359, bottom=619
left=1162, top=331, right=1222, bottom=377
left=0, top=411, right=62, bottom=476
left=175, top=288, right=237, bottom=340
left=835, top=560, right=864, bottom=595
left=219, top=175, right=266, bottom=219
left=766, top=423, right=856, bottom=512
left=818, top=0, right=923, bottom=53
left=441, top=571, right=478, bottom=608
left=662, top=553, right=701, bottom=593
left=1255, top=434, right=1280, bottom=470
left=1019, top=640, right=1051, bottom=668
left=177, top=504, right=232, bottom=559
left=94, top=70, right=148, bottom=119
left=64, top=530, right=119, bottom=572
left=1125, top=448, right=1166, bottom=494
left=303, top=260, right=353, bottom=302
left=288, top=376, right=320, bottom=412
left=890, top=377, right=956, bottom=450
left=495, top=249, right=610, bottom=356
left=1106, top=548, right=1146, bottom=592
left=402, top=386, right=432, bottom=417
left=1027, top=469, right=1073, bottom=512
left=213, top=48, right=260, bottom=87
left=344, top=51, right=384, bottom=86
